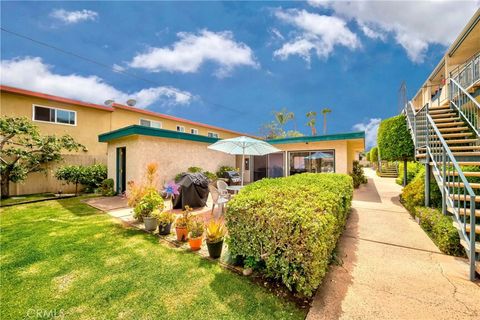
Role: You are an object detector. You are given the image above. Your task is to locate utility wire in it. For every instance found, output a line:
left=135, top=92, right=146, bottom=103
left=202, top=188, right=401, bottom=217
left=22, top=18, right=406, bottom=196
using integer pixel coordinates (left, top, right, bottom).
left=0, top=27, right=246, bottom=115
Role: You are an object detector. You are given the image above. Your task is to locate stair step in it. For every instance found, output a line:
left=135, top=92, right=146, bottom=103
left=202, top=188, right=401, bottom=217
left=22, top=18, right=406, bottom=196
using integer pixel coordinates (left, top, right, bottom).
left=450, top=171, right=480, bottom=177
left=446, top=182, right=480, bottom=189
left=445, top=138, right=478, bottom=144
left=449, top=146, right=480, bottom=151
left=448, top=207, right=480, bottom=218
left=437, top=127, right=470, bottom=133
left=450, top=194, right=480, bottom=203
left=417, top=151, right=480, bottom=158
left=434, top=117, right=461, bottom=123
left=429, top=105, right=450, bottom=111
left=441, top=132, right=473, bottom=138
left=436, top=122, right=466, bottom=128
left=431, top=113, right=458, bottom=118
left=429, top=109, right=454, bottom=115
left=460, top=240, right=480, bottom=253
left=453, top=221, right=480, bottom=234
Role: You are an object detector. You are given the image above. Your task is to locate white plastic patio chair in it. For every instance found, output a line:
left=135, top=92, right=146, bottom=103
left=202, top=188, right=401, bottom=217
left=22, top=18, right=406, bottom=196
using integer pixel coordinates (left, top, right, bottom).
left=208, top=184, right=229, bottom=219
left=216, top=180, right=231, bottom=199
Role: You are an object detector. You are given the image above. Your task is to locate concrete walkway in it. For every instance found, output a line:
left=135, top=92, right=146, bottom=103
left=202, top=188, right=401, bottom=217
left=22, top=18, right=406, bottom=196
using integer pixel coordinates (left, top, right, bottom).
left=307, top=168, right=480, bottom=320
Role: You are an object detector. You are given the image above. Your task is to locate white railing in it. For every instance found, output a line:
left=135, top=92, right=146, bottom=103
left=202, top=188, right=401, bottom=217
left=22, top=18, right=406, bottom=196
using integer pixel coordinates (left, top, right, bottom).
left=451, top=52, right=480, bottom=90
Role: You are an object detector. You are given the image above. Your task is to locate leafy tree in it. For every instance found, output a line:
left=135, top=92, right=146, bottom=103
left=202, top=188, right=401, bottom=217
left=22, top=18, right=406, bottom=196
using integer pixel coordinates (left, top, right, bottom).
left=321, top=108, right=332, bottom=134
left=377, top=115, right=415, bottom=186
left=0, top=117, right=85, bottom=198
left=370, top=146, right=379, bottom=163
left=55, top=166, right=87, bottom=195
left=306, top=111, right=317, bottom=136
left=273, top=108, right=294, bottom=132
left=260, top=108, right=303, bottom=139
left=366, top=151, right=371, bottom=162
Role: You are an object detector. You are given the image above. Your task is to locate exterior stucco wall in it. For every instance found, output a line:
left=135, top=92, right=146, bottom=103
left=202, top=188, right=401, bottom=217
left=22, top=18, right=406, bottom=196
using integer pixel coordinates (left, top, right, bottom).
left=106, top=135, right=236, bottom=190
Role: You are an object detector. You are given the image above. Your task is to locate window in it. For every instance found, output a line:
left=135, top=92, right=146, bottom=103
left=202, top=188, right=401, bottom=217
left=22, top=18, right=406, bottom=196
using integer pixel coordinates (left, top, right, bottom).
left=190, top=128, right=199, bottom=135
left=208, top=132, right=219, bottom=138
left=176, top=125, right=185, bottom=132
left=140, top=119, right=162, bottom=129
left=289, top=150, right=335, bottom=175
left=33, top=105, right=76, bottom=125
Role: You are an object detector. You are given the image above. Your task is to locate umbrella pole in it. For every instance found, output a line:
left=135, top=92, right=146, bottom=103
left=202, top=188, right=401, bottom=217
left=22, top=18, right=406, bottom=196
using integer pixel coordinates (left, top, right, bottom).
left=241, top=149, right=245, bottom=186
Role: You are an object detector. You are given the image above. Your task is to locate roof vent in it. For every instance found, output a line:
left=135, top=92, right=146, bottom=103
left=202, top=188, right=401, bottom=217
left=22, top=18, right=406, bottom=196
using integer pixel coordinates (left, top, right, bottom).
left=126, top=99, right=136, bottom=107
left=104, top=99, right=114, bottom=106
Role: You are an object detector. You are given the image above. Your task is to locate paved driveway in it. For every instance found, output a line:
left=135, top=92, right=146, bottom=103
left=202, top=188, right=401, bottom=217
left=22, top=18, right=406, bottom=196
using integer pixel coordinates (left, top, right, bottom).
left=307, top=168, right=480, bottom=320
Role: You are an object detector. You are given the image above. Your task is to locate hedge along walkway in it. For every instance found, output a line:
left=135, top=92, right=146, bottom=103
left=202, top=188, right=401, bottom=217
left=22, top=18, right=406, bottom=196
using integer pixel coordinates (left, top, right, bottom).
left=307, top=168, right=480, bottom=320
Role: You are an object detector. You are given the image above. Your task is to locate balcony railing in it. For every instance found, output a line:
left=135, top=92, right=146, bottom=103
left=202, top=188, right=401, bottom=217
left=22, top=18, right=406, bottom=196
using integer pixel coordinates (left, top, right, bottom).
left=451, top=52, right=480, bottom=90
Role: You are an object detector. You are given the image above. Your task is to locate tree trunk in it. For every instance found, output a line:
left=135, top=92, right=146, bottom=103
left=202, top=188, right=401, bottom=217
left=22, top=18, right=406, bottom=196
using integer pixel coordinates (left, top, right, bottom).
left=403, top=159, right=408, bottom=187
left=1, top=174, right=10, bottom=199
left=323, top=115, right=327, bottom=135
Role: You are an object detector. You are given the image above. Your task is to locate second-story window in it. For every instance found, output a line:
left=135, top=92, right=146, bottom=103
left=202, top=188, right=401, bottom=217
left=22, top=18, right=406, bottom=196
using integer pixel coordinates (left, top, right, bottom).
left=33, top=105, right=76, bottom=125
left=190, top=128, right=199, bottom=135
left=208, top=132, right=219, bottom=138
left=140, top=119, right=162, bottom=129
left=176, top=125, right=185, bottom=132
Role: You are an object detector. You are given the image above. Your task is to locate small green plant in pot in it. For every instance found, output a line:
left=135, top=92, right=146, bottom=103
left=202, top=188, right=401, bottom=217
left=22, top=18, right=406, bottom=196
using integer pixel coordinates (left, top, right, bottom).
left=205, top=219, right=226, bottom=259
left=153, top=210, right=175, bottom=235
left=134, top=189, right=164, bottom=232
left=175, top=206, right=192, bottom=242
left=188, top=220, right=204, bottom=251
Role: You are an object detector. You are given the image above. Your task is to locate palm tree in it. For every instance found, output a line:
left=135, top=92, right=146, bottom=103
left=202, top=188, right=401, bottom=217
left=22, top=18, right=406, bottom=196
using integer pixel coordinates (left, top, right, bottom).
left=321, top=108, right=332, bottom=135
left=273, top=108, right=295, bottom=132
left=306, top=111, right=317, bottom=136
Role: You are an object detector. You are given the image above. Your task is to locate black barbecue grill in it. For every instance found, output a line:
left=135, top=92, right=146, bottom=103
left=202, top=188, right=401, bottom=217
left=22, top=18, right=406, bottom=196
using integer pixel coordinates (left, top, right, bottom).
left=223, top=171, right=241, bottom=185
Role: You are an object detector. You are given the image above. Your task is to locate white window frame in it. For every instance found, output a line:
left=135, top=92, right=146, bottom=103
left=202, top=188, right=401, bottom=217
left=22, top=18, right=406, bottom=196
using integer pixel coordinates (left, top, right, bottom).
left=208, top=132, right=219, bottom=138
left=176, top=125, right=185, bottom=132
left=139, top=118, right=162, bottom=129
left=32, top=104, right=77, bottom=127
left=190, top=128, right=199, bottom=135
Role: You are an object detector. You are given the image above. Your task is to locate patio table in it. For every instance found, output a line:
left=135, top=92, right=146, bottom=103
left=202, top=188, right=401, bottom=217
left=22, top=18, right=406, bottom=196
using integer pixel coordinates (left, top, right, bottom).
left=226, top=185, right=244, bottom=194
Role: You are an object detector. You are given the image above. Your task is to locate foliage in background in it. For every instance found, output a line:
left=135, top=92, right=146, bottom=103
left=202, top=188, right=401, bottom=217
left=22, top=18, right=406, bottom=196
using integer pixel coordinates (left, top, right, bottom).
left=370, top=146, right=378, bottom=163
left=216, top=166, right=237, bottom=178
left=350, top=161, right=368, bottom=188
left=55, top=164, right=107, bottom=195
left=377, top=115, right=414, bottom=186
left=187, top=166, right=203, bottom=173
left=133, top=189, right=164, bottom=219
left=306, top=111, right=317, bottom=136
left=99, top=178, right=115, bottom=196
left=226, top=173, right=353, bottom=297
left=415, top=207, right=465, bottom=256
left=321, top=108, right=332, bottom=135
left=366, top=151, right=371, bottom=162
left=401, top=167, right=442, bottom=214
left=55, top=166, right=85, bottom=195
left=396, top=162, right=423, bottom=186
left=260, top=108, right=303, bottom=139
left=0, top=116, right=85, bottom=197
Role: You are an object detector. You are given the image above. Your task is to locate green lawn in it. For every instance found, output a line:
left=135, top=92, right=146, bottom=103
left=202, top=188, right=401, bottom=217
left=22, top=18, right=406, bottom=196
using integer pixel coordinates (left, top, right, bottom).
left=0, top=197, right=305, bottom=320
left=0, top=193, right=57, bottom=206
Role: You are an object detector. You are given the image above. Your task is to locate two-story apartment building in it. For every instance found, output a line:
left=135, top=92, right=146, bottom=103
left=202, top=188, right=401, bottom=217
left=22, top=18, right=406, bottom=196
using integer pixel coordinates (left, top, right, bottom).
left=0, top=85, right=245, bottom=195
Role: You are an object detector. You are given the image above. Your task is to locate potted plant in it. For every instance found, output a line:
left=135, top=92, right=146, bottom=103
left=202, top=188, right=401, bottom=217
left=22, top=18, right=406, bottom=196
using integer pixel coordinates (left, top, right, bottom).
left=205, top=219, right=226, bottom=259
left=188, top=220, right=204, bottom=251
left=153, top=210, right=175, bottom=235
left=134, top=188, right=164, bottom=232
left=175, top=206, right=192, bottom=242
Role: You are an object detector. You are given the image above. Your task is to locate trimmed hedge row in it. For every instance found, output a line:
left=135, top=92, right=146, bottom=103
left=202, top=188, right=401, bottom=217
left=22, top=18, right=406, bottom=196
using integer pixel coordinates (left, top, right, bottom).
left=225, top=173, right=353, bottom=297
left=415, top=207, right=465, bottom=256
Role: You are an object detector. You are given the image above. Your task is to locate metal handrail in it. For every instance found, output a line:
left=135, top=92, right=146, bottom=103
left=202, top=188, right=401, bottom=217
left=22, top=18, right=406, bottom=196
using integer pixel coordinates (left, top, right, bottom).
left=450, top=51, right=480, bottom=89
left=449, top=78, right=480, bottom=137
left=426, top=114, right=477, bottom=280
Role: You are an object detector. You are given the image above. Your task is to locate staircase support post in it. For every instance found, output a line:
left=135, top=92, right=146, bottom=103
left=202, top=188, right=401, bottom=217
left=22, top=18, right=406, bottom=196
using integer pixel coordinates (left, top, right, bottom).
left=425, top=158, right=431, bottom=207
left=442, top=148, right=447, bottom=215
left=469, top=197, right=476, bottom=281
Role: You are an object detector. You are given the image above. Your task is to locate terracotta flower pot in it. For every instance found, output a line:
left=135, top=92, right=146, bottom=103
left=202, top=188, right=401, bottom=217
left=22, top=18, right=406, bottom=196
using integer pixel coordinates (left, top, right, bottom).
left=188, top=236, right=203, bottom=251
left=175, top=226, right=188, bottom=242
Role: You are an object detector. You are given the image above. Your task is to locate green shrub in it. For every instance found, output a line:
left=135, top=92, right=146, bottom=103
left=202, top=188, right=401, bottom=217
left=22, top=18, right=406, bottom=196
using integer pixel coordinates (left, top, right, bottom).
left=366, top=151, right=370, bottom=162
left=226, top=173, right=353, bottom=297
left=187, top=166, right=203, bottom=173
left=99, top=178, right=115, bottom=196
left=396, top=162, right=423, bottom=186
left=370, top=147, right=378, bottom=163
left=55, top=165, right=86, bottom=195
left=216, top=166, right=237, bottom=178
left=401, top=167, right=442, bottom=214
left=83, top=164, right=108, bottom=192
left=133, top=189, right=164, bottom=220
left=415, top=207, right=464, bottom=256
left=350, top=160, right=368, bottom=188
left=202, top=171, right=217, bottom=181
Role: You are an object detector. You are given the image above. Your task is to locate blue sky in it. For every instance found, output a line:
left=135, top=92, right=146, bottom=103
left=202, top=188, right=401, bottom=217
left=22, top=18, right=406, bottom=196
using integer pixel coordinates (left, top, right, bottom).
left=1, top=1, right=478, bottom=148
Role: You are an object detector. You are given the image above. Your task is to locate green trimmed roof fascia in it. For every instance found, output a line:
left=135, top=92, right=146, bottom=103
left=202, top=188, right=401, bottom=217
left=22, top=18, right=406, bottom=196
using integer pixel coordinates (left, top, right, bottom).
left=267, top=131, right=365, bottom=145
left=98, top=125, right=220, bottom=144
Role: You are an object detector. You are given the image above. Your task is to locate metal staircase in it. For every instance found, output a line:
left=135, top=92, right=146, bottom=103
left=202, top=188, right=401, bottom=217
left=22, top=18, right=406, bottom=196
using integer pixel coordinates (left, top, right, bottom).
left=404, top=79, right=480, bottom=281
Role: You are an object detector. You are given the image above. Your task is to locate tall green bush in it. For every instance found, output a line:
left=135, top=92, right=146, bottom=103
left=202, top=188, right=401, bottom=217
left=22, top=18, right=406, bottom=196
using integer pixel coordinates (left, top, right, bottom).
left=366, top=151, right=371, bottom=162
left=370, top=146, right=378, bottom=163
left=55, top=164, right=107, bottom=194
left=226, top=173, right=353, bottom=297
left=401, top=167, right=442, bottom=214
left=350, top=160, right=367, bottom=188
left=377, top=115, right=414, bottom=186
left=396, top=162, right=423, bottom=186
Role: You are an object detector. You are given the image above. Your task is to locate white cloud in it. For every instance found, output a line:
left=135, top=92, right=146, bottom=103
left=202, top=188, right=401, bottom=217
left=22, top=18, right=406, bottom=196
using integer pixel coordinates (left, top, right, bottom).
left=311, top=1, right=480, bottom=63
left=0, top=57, right=193, bottom=108
left=352, top=118, right=381, bottom=150
left=273, top=9, right=360, bottom=64
left=128, top=30, right=258, bottom=77
left=50, top=9, right=98, bottom=24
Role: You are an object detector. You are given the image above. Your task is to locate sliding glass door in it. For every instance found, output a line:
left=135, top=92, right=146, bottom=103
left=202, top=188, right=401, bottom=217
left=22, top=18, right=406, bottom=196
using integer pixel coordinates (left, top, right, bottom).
left=288, top=150, right=335, bottom=175
left=253, top=152, right=285, bottom=181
